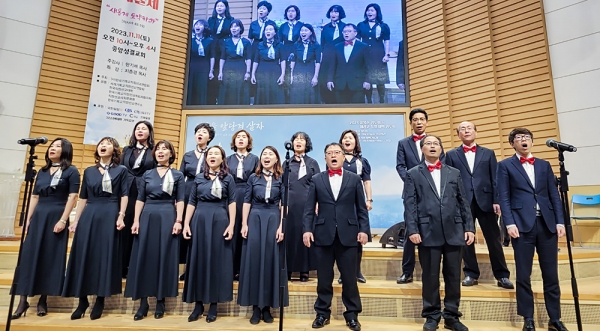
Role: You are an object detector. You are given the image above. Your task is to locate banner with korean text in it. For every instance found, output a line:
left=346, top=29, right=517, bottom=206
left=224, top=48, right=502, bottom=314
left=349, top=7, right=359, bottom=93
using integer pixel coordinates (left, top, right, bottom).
left=84, top=0, right=165, bottom=145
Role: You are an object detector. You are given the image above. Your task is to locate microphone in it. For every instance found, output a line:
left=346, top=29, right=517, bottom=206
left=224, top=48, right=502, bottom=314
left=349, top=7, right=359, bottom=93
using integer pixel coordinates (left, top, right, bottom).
left=546, top=139, right=577, bottom=153
left=17, top=136, right=48, bottom=146
left=284, top=140, right=293, bottom=151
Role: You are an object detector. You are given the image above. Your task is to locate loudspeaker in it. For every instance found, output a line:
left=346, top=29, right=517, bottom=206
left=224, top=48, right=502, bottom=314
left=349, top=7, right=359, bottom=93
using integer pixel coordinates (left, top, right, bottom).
left=378, top=222, right=405, bottom=248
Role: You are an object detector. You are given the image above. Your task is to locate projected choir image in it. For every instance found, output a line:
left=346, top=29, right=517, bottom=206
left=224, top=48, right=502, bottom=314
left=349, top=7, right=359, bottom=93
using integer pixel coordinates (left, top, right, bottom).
left=184, top=0, right=407, bottom=107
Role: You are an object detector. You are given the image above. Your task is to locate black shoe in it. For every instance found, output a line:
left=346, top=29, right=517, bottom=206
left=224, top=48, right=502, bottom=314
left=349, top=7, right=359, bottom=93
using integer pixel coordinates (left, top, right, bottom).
left=11, top=302, right=30, bottom=320
left=154, top=300, right=165, bottom=319
left=522, top=319, right=536, bottom=331
left=497, top=278, right=515, bottom=289
left=502, top=239, right=510, bottom=247
left=262, top=307, right=273, bottom=323
left=37, top=296, right=48, bottom=317
left=423, top=317, right=439, bottom=331
left=90, top=298, right=104, bottom=320
left=206, top=303, right=217, bottom=322
left=346, top=319, right=361, bottom=331
left=444, top=318, right=469, bottom=331
left=357, top=273, right=367, bottom=283
left=300, top=273, right=309, bottom=282
left=188, top=302, right=204, bottom=322
left=71, top=298, right=89, bottom=320
left=234, top=273, right=239, bottom=281
left=312, top=315, right=330, bottom=328
left=250, top=306, right=261, bottom=324
left=397, top=273, right=413, bottom=284
left=461, top=276, right=478, bottom=287
left=338, top=277, right=342, bottom=284
left=548, top=320, right=568, bottom=331
left=179, top=273, right=185, bottom=281
left=206, top=314, right=217, bottom=323
left=134, top=300, right=149, bottom=321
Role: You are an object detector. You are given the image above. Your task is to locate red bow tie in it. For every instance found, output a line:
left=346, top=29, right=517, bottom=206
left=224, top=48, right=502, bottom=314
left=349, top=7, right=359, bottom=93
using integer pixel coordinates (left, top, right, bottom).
left=344, top=41, right=354, bottom=46
left=520, top=156, right=534, bottom=165
left=328, top=169, right=342, bottom=177
left=427, top=161, right=442, bottom=172
left=463, top=145, right=476, bottom=153
left=413, top=134, right=425, bottom=142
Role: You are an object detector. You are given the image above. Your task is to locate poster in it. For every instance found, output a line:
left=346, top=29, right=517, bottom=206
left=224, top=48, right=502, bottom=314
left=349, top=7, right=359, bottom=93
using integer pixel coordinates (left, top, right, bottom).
left=184, top=113, right=405, bottom=230
left=83, top=0, right=165, bottom=145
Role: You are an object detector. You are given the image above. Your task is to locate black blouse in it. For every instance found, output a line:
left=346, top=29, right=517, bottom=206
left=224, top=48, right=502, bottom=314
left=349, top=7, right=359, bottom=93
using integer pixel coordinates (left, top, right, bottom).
left=137, top=168, right=185, bottom=203
left=291, top=42, right=322, bottom=64
left=220, top=37, right=252, bottom=61
left=254, top=41, right=285, bottom=63
left=33, top=166, right=80, bottom=199
left=190, top=36, right=215, bottom=60
left=244, top=173, right=284, bottom=205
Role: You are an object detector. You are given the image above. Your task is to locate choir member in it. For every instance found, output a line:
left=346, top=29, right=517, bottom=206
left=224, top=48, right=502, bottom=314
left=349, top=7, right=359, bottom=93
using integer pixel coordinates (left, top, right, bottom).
left=278, top=5, right=303, bottom=104
left=11, top=138, right=80, bottom=319
left=251, top=22, right=285, bottom=105
left=182, top=146, right=236, bottom=323
left=247, top=1, right=275, bottom=104
left=187, top=19, right=215, bottom=106
left=286, top=132, right=320, bottom=281
left=63, top=137, right=130, bottom=320
left=218, top=19, right=252, bottom=105
left=237, top=146, right=288, bottom=324
left=178, top=123, right=215, bottom=279
left=319, top=5, right=347, bottom=104
left=396, top=40, right=405, bottom=92
left=124, top=140, right=185, bottom=320
left=207, top=0, right=235, bottom=105
left=338, top=130, right=372, bottom=284
left=289, top=24, right=321, bottom=104
left=121, top=120, right=156, bottom=279
left=226, top=130, right=260, bottom=280
left=357, top=3, right=391, bottom=103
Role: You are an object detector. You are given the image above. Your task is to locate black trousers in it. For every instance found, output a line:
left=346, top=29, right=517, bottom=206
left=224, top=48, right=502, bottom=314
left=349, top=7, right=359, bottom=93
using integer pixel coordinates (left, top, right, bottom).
left=313, top=233, right=361, bottom=321
left=462, top=198, right=510, bottom=279
left=401, top=230, right=416, bottom=275
left=418, top=243, right=463, bottom=321
left=512, top=216, right=561, bottom=320
left=335, top=87, right=364, bottom=104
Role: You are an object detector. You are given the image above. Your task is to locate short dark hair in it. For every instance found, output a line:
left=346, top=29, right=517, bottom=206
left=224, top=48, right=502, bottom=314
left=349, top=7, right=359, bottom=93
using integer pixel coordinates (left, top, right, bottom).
left=409, top=108, right=428, bottom=121
left=153, top=140, right=176, bottom=165
left=194, top=122, right=216, bottom=143
left=256, top=146, right=283, bottom=180
left=343, top=23, right=357, bottom=33
left=339, top=129, right=362, bottom=155
left=94, top=137, right=122, bottom=166
left=229, top=19, right=245, bottom=35
left=193, top=19, right=212, bottom=38
left=326, top=5, right=346, bottom=20
left=291, top=131, right=313, bottom=153
left=284, top=5, right=301, bottom=20
left=363, top=3, right=383, bottom=23
left=211, top=0, right=231, bottom=19
left=324, top=142, right=344, bottom=154
left=263, top=21, right=278, bottom=35
left=508, top=128, right=534, bottom=144
left=128, top=120, right=155, bottom=149
left=42, top=138, right=73, bottom=171
left=203, top=145, right=230, bottom=180
left=420, top=135, right=443, bottom=149
left=230, top=129, right=253, bottom=152
left=257, top=1, right=272, bottom=12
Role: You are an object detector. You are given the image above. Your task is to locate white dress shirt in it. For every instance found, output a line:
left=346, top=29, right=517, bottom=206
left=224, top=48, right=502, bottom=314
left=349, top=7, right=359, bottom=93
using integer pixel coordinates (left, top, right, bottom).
left=464, top=144, right=476, bottom=173
left=329, top=169, right=343, bottom=200
left=516, top=152, right=539, bottom=211
left=414, top=134, right=424, bottom=160
left=344, top=41, right=354, bottom=62
left=425, top=160, right=441, bottom=197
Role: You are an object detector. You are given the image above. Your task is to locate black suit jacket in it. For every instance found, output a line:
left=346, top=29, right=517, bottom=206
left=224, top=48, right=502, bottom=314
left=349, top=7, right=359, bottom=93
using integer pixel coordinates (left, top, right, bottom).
left=248, top=19, right=277, bottom=42
left=320, top=22, right=346, bottom=50
left=303, top=170, right=370, bottom=247
left=395, top=40, right=405, bottom=86
left=445, top=145, right=498, bottom=213
left=208, top=16, right=234, bottom=40
left=396, top=135, right=446, bottom=182
left=404, top=164, right=474, bottom=247
left=121, top=146, right=156, bottom=178
left=327, top=40, right=369, bottom=91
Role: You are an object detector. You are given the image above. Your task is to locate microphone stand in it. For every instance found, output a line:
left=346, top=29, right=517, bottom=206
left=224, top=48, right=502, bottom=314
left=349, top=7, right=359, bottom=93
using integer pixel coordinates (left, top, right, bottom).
left=556, top=150, right=582, bottom=331
left=6, top=144, right=39, bottom=331
left=278, top=148, right=291, bottom=331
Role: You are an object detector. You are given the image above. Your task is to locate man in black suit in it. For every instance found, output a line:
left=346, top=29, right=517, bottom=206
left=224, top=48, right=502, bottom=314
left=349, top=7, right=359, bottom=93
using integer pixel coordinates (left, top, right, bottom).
left=445, top=121, right=513, bottom=289
left=497, top=128, right=568, bottom=331
left=303, top=143, right=369, bottom=331
left=395, top=108, right=445, bottom=284
left=327, top=24, right=370, bottom=104
left=405, top=135, right=475, bottom=331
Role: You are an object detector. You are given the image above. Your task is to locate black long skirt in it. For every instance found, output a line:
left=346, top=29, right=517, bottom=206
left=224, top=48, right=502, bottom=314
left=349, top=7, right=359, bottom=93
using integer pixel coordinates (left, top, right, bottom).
left=290, top=61, right=319, bottom=104
left=219, top=58, right=250, bottom=105
left=255, top=61, right=284, bottom=105
left=232, top=184, right=246, bottom=276
left=124, top=200, right=179, bottom=300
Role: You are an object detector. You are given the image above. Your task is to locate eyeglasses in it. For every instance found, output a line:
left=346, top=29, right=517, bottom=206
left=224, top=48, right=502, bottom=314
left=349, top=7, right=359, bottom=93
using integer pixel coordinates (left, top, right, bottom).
left=326, top=150, right=343, bottom=156
left=514, top=135, right=532, bottom=141
left=458, top=127, right=474, bottom=132
left=423, top=141, right=440, bottom=147
left=411, top=117, right=426, bottom=123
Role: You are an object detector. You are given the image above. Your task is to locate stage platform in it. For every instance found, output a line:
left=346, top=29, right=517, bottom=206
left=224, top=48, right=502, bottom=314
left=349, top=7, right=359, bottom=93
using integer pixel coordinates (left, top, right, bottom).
left=0, top=241, right=599, bottom=329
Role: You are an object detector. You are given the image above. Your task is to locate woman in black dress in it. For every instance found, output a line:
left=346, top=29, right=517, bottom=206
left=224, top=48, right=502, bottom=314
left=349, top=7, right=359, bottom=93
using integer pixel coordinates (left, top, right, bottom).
left=63, top=137, right=129, bottom=320
left=289, top=24, right=321, bottom=104
left=338, top=130, right=373, bottom=284
left=207, top=0, right=235, bottom=105
left=238, top=146, right=287, bottom=324
left=218, top=19, right=252, bottom=105
left=251, top=22, right=285, bottom=105
left=319, top=5, right=346, bottom=104
left=286, top=132, right=320, bottom=281
left=125, top=140, right=184, bottom=320
left=178, top=123, right=215, bottom=279
left=183, top=145, right=236, bottom=323
left=356, top=3, right=391, bottom=103
left=11, top=138, right=80, bottom=319
left=187, top=19, right=215, bottom=106
left=121, top=120, right=156, bottom=279
left=247, top=1, right=275, bottom=104
left=225, top=130, right=260, bottom=280
left=278, top=5, right=303, bottom=104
